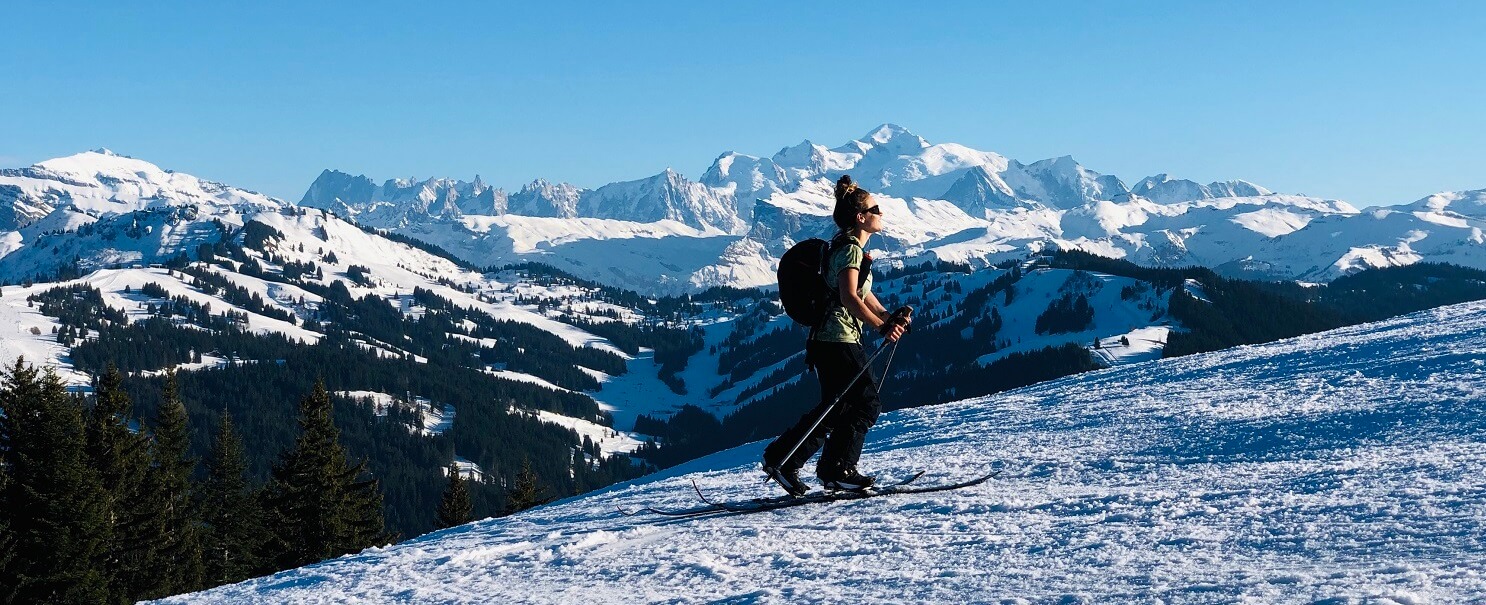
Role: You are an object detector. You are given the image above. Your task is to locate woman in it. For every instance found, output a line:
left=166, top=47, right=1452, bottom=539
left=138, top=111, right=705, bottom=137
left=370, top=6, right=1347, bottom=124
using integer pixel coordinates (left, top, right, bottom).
left=762, top=175, right=910, bottom=495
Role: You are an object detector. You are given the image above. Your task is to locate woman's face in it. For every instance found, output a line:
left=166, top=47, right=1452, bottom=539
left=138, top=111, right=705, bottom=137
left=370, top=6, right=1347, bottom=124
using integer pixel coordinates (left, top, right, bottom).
left=856, top=195, right=884, bottom=233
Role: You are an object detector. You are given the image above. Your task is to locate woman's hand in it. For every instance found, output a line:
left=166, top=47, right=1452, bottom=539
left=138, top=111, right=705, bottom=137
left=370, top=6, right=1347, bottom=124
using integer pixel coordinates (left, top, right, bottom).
left=878, top=307, right=911, bottom=342
left=879, top=320, right=907, bottom=342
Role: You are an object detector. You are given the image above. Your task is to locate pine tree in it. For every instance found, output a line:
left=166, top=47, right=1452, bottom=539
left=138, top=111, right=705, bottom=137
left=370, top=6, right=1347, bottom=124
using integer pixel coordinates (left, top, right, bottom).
left=199, top=411, right=264, bottom=588
left=0, top=358, right=110, bottom=603
left=504, top=458, right=548, bottom=515
left=141, top=369, right=205, bottom=598
left=86, top=362, right=163, bottom=604
left=341, top=459, right=395, bottom=549
left=0, top=460, right=12, bottom=579
left=435, top=463, right=473, bottom=529
left=260, top=379, right=389, bottom=572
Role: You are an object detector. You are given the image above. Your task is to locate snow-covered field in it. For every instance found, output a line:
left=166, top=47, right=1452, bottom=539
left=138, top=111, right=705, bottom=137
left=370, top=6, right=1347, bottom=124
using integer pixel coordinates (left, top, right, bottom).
left=530, top=409, right=645, bottom=457
left=162, top=298, right=1486, bottom=604
left=0, top=267, right=322, bottom=386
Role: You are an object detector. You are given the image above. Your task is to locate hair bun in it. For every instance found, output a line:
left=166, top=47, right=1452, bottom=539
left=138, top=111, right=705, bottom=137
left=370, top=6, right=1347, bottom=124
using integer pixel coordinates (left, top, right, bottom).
left=834, top=175, right=858, bottom=202
left=830, top=174, right=873, bottom=229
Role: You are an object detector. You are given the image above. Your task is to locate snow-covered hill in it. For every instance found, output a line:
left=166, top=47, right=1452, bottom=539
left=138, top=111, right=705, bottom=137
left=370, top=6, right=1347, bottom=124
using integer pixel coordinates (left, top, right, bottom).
left=0, top=149, right=280, bottom=263
left=160, top=297, right=1486, bottom=604
left=0, top=156, right=693, bottom=460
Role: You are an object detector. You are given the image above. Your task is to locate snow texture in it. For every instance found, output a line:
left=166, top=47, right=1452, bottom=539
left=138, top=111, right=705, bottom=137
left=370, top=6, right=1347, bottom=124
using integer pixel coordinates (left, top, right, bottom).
left=160, top=299, right=1486, bottom=604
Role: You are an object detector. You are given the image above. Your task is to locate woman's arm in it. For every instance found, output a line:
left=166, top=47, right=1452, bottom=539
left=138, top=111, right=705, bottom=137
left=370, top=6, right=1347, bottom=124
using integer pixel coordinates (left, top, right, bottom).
left=864, top=290, right=890, bottom=321
left=839, top=268, right=905, bottom=342
left=837, top=268, right=882, bottom=327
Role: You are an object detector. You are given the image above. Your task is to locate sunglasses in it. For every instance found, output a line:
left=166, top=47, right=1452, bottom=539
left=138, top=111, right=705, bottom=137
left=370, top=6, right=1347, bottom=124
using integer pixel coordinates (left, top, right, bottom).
left=861, top=206, right=883, bottom=216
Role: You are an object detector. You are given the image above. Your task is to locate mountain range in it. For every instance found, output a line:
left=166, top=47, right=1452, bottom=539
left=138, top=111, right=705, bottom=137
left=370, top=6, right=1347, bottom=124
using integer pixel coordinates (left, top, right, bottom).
left=3, top=126, right=1483, bottom=295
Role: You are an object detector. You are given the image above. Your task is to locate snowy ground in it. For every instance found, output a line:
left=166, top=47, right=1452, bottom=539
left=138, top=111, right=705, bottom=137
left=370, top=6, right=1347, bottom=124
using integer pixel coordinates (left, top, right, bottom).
left=531, top=409, right=645, bottom=457
left=587, top=317, right=739, bottom=430
left=160, top=299, right=1486, bottom=604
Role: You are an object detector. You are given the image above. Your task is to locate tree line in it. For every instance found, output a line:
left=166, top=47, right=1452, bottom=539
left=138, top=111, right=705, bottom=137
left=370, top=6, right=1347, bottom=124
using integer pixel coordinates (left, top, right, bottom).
left=0, top=362, right=389, bottom=603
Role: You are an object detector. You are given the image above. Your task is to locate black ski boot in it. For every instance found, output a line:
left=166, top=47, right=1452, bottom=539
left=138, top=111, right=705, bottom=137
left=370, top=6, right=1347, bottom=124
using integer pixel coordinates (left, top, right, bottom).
left=763, top=463, right=809, bottom=497
left=820, top=467, right=876, bottom=492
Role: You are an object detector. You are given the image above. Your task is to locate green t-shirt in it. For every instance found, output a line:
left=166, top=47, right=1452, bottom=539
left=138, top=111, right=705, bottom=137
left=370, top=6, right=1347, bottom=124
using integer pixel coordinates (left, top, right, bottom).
left=814, top=240, right=872, bottom=343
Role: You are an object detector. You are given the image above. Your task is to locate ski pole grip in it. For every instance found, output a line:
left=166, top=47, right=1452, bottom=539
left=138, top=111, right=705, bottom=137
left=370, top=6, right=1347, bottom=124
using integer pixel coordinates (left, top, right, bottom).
left=889, top=305, right=913, bottom=334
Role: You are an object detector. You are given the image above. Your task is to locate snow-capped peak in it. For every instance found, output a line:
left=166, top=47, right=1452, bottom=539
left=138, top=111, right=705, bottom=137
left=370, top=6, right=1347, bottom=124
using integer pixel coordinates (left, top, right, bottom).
left=300, top=169, right=378, bottom=209
left=1022, top=156, right=1130, bottom=208
left=14, top=150, right=283, bottom=219
left=34, top=149, right=170, bottom=181
left=1408, top=188, right=1486, bottom=219
left=507, top=178, right=583, bottom=218
left=863, top=123, right=921, bottom=145
left=859, top=123, right=930, bottom=155
left=1131, top=173, right=1273, bottom=204
left=940, top=165, right=1025, bottom=213
left=576, top=168, right=741, bottom=231
left=1208, top=179, right=1273, bottom=199
left=771, top=140, right=822, bottom=166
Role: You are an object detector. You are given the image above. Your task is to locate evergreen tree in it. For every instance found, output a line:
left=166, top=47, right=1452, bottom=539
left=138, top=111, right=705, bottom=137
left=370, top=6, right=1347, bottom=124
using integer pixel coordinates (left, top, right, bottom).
left=435, top=463, right=473, bottom=529
left=504, top=458, right=548, bottom=515
left=199, top=411, right=265, bottom=588
left=0, top=358, right=110, bottom=603
left=141, top=369, right=205, bottom=598
left=85, top=363, right=158, bottom=604
left=341, top=461, right=395, bottom=550
left=260, top=379, right=390, bottom=572
left=0, top=460, right=11, bottom=579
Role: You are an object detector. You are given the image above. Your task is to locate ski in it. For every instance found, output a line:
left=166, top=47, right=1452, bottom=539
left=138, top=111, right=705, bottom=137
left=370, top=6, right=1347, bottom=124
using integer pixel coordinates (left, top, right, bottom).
left=617, top=472, right=926, bottom=517
left=616, top=501, right=721, bottom=517
left=620, top=470, right=995, bottom=518
left=684, top=469, right=993, bottom=516
left=690, top=470, right=928, bottom=512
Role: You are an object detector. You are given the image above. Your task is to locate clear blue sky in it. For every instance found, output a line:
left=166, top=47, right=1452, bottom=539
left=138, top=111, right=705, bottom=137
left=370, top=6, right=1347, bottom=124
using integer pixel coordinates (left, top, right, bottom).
left=3, top=1, right=1482, bottom=207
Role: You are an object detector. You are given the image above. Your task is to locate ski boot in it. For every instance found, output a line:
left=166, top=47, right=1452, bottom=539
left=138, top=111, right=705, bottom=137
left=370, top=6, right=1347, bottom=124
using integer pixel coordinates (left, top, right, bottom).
left=820, top=467, right=876, bottom=492
left=763, top=463, right=810, bottom=497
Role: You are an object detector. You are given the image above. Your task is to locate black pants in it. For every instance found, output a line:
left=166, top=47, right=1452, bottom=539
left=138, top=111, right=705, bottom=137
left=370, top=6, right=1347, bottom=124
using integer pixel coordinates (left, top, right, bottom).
left=763, top=340, right=882, bottom=479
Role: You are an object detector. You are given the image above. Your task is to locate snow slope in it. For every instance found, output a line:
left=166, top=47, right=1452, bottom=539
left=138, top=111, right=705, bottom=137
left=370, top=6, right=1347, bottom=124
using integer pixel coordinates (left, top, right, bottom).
left=0, top=267, right=322, bottom=386
left=162, top=299, right=1486, bottom=604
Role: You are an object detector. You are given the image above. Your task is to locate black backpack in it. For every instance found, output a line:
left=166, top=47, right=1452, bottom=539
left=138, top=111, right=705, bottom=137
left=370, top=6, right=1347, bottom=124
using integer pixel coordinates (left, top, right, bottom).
left=778, top=234, right=869, bottom=328
left=777, top=238, right=836, bottom=327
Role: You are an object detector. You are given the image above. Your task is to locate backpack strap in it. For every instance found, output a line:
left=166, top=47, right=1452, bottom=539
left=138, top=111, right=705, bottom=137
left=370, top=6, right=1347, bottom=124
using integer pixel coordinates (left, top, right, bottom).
left=805, top=232, right=850, bottom=370
left=807, top=232, right=868, bottom=359
left=806, top=234, right=839, bottom=343
left=826, top=231, right=870, bottom=298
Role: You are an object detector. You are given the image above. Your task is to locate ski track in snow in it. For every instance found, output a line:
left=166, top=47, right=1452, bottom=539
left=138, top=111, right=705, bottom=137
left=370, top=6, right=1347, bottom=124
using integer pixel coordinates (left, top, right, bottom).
left=161, top=300, right=1486, bottom=604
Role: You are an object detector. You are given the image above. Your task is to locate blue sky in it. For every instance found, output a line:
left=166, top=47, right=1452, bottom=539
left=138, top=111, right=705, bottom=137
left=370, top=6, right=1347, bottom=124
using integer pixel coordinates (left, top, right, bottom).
left=3, top=1, right=1482, bottom=207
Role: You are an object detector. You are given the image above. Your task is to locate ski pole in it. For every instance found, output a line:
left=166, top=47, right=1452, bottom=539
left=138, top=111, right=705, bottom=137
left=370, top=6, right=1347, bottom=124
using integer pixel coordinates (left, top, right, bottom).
left=775, top=339, right=893, bottom=468
left=875, top=307, right=909, bottom=393
left=879, top=339, right=900, bottom=389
